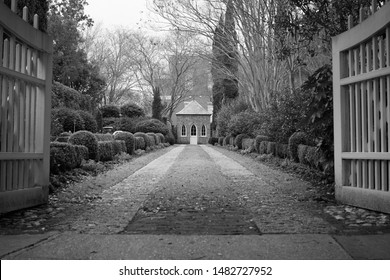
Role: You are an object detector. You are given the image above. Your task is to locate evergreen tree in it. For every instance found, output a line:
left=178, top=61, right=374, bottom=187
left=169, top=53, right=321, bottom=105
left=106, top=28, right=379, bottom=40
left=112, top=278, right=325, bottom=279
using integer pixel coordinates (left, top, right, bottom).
left=152, top=87, right=163, bottom=120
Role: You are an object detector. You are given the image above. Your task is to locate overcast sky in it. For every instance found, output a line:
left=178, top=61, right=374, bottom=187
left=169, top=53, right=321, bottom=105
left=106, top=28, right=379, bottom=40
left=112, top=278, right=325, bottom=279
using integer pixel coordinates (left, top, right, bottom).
left=84, top=0, right=157, bottom=30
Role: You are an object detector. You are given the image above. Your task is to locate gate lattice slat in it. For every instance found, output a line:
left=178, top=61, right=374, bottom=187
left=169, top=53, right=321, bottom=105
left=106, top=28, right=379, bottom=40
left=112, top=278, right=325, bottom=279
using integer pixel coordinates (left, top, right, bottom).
left=0, top=1, right=52, bottom=213
left=333, top=1, right=390, bottom=213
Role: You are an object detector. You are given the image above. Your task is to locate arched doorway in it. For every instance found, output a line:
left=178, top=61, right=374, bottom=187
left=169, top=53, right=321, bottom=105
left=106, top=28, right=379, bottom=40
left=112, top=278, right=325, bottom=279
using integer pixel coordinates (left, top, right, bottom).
left=190, top=124, right=197, bottom=145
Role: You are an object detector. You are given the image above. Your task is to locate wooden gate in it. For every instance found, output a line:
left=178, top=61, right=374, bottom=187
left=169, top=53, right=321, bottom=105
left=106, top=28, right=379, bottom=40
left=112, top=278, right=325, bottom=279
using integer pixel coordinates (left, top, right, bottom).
left=333, top=1, right=390, bottom=213
left=0, top=1, right=52, bottom=213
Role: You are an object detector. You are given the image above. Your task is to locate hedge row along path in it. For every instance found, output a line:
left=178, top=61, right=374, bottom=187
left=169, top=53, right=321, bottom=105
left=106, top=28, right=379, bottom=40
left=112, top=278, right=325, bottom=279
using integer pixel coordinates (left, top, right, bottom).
left=1, top=145, right=390, bottom=236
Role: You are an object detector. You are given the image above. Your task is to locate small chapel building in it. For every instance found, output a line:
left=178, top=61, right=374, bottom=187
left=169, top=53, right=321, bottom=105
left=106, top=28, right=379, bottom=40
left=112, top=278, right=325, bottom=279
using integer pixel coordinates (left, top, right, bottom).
left=176, top=100, right=212, bottom=145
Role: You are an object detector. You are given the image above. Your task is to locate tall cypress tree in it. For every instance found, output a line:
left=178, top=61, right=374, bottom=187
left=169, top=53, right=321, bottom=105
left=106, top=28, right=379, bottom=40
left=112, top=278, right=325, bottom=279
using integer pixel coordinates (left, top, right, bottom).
left=152, top=87, right=163, bottom=120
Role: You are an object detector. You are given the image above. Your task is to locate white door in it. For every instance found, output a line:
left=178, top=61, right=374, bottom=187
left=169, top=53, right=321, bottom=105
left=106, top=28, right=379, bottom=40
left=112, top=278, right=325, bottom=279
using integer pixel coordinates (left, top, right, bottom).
left=190, top=125, right=197, bottom=145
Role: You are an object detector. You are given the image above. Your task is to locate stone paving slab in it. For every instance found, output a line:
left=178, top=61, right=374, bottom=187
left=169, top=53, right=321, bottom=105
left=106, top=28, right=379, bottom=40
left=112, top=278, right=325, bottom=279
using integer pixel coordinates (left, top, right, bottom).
left=2, top=233, right=351, bottom=260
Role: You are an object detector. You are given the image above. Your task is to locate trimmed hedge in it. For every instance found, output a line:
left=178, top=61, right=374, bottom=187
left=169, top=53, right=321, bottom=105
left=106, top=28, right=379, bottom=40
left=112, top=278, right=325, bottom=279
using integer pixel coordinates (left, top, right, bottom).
left=135, top=118, right=169, bottom=135
left=134, top=132, right=152, bottom=148
left=276, top=143, right=289, bottom=158
left=267, top=141, right=277, bottom=156
left=98, top=141, right=114, bottom=162
left=77, top=110, right=97, bottom=133
left=234, top=134, right=249, bottom=150
left=288, top=131, right=310, bottom=162
left=111, top=140, right=124, bottom=155
left=68, top=130, right=99, bottom=161
left=50, top=142, right=86, bottom=174
left=258, top=141, right=268, bottom=154
left=148, top=132, right=160, bottom=145
left=114, top=131, right=135, bottom=155
left=223, top=135, right=233, bottom=146
left=51, top=81, right=92, bottom=111
left=255, top=135, right=269, bottom=153
left=95, top=133, right=114, bottom=141
left=135, top=137, right=146, bottom=150
left=146, top=133, right=156, bottom=146
left=208, top=137, right=219, bottom=145
left=165, top=130, right=175, bottom=145
left=155, top=133, right=165, bottom=143
left=242, top=138, right=254, bottom=150
left=218, top=137, right=224, bottom=146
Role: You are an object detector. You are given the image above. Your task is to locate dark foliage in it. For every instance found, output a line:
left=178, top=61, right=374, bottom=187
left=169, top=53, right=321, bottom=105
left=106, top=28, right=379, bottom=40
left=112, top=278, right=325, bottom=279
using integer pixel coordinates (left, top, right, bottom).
left=114, top=131, right=135, bottom=155
left=120, top=102, right=145, bottom=118
left=68, top=130, right=99, bottom=161
left=77, top=110, right=97, bottom=133
left=135, top=118, right=169, bottom=135
left=100, top=105, right=121, bottom=118
left=52, top=107, right=85, bottom=133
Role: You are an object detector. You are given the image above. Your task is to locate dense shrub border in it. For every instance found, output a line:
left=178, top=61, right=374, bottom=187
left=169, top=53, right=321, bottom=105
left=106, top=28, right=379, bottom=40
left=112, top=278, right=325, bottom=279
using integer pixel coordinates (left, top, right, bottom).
left=114, top=131, right=135, bottom=155
left=134, top=132, right=152, bottom=148
left=98, top=141, right=114, bottom=162
left=68, top=130, right=99, bottom=161
left=50, top=142, right=87, bottom=174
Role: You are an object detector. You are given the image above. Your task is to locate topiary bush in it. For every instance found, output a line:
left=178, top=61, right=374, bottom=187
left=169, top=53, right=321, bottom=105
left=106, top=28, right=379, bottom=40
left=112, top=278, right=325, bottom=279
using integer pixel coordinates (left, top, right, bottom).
left=146, top=133, right=156, bottom=146
left=135, top=137, right=146, bottom=150
left=68, top=130, right=99, bottom=161
left=51, top=81, right=92, bottom=111
left=288, top=131, right=310, bottom=162
left=100, top=105, right=120, bottom=118
left=223, top=135, right=232, bottom=146
left=77, top=110, right=98, bottom=133
left=298, top=144, right=310, bottom=165
left=114, top=131, right=135, bottom=155
left=259, top=141, right=268, bottom=154
left=276, top=143, right=289, bottom=158
left=134, top=132, right=152, bottom=148
left=242, top=138, right=254, bottom=150
left=228, top=110, right=263, bottom=137
left=165, top=131, right=175, bottom=145
left=218, top=137, right=224, bottom=146
left=102, top=117, right=121, bottom=131
left=155, top=133, right=165, bottom=143
left=234, top=134, right=249, bottom=150
left=120, top=102, right=145, bottom=118
left=52, top=107, right=85, bottom=133
left=208, top=137, right=219, bottom=145
left=50, top=142, right=84, bottom=174
left=255, top=135, right=269, bottom=153
left=266, top=141, right=277, bottom=156
left=95, top=133, right=114, bottom=141
left=135, top=118, right=169, bottom=135
left=114, top=140, right=127, bottom=154
left=147, top=132, right=160, bottom=145
left=98, top=141, right=114, bottom=162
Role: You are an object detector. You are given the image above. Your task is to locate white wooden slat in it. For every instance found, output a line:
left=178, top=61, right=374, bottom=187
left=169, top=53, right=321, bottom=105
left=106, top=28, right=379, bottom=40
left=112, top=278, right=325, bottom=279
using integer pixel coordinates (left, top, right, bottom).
left=340, top=66, right=390, bottom=86
left=13, top=44, right=21, bottom=189
left=360, top=42, right=365, bottom=74
left=24, top=83, right=30, bottom=152
left=350, top=85, right=356, bottom=152
left=373, top=35, right=378, bottom=70
left=355, top=81, right=363, bottom=187
left=351, top=160, right=357, bottom=187
left=374, top=78, right=381, bottom=189
left=30, top=85, right=37, bottom=152
left=362, top=81, right=368, bottom=188
left=367, top=80, right=375, bottom=189
left=0, top=152, right=44, bottom=160
left=380, top=76, right=387, bottom=190
left=387, top=27, right=390, bottom=67
left=0, top=26, right=3, bottom=66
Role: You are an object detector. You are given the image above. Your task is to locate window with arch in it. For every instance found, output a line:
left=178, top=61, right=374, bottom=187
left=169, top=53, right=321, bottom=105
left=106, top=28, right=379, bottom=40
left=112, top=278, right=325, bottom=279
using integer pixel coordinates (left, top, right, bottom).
left=201, top=125, right=206, bottom=137
left=181, top=125, right=186, bottom=136
left=191, top=124, right=197, bottom=136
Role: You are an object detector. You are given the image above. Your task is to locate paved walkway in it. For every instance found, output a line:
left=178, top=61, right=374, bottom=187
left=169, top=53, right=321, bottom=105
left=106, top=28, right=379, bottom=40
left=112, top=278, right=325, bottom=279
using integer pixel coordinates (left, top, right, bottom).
left=1, top=145, right=390, bottom=259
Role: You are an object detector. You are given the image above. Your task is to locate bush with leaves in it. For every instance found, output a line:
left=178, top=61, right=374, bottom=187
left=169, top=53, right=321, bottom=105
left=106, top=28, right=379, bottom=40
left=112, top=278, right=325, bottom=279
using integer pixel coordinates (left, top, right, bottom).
left=51, top=82, right=92, bottom=111
left=208, top=137, right=219, bottom=145
left=98, top=141, right=114, bottom=162
left=68, top=130, right=99, bottom=161
left=100, top=105, right=120, bottom=118
left=120, top=102, right=145, bottom=118
left=94, top=133, right=114, bottom=141
left=50, top=142, right=86, bottom=174
left=288, top=131, right=311, bottom=162
left=165, top=131, right=175, bottom=145
left=234, top=134, right=249, bottom=149
left=218, top=137, right=224, bottom=146
left=135, top=137, right=146, bottom=150
left=114, top=131, right=135, bottom=155
left=155, top=133, right=165, bottom=143
left=146, top=133, right=156, bottom=146
left=216, top=99, right=250, bottom=136
left=242, top=138, right=254, bottom=150
left=134, top=132, right=152, bottom=148
left=135, top=118, right=169, bottom=135
left=77, top=110, right=97, bottom=133
left=255, top=135, right=269, bottom=153
left=228, top=111, right=263, bottom=137
left=102, top=118, right=121, bottom=131
left=52, top=107, right=85, bottom=133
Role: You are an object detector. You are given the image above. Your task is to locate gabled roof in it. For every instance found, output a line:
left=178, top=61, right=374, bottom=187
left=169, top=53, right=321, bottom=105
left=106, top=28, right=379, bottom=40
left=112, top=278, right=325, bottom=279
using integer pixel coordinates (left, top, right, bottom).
left=176, top=100, right=211, bottom=115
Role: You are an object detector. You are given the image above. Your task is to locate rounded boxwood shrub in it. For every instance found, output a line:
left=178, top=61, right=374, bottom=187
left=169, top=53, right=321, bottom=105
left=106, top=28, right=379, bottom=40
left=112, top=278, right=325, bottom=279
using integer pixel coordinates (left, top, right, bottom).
left=259, top=141, right=269, bottom=154
left=298, top=144, right=310, bottom=165
left=68, top=130, right=99, bottom=161
left=148, top=132, right=160, bottom=145
left=267, top=141, right=277, bottom=156
left=146, top=133, right=156, bottom=146
left=114, top=140, right=127, bottom=154
left=98, top=141, right=114, bottom=162
left=120, top=102, right=145, bottom=118
left=155, top=133, right=165, bottom=143
left=50, top=142, right=84, bottom=174
left=276, top=143, right=289, bottom=158
left=242, top=138, right=254, bottom=150
left=223, top=135, right=233, bottom=146
left=74, top=144, right=89, bottom=161
left=208, top=137, right=219, bottom=145
left=135, top=118, right=169, bottom=135
left=52, top=107, right=85, bottom=133
left=234, top=134, right=249, bottom=150
left=100, top=105, right=120, bottom=118
left=288, top=131, right=310, bottom=162
left=114, top=131, right=135, bottom=155
left=165, top=131, right=175, bottom=145
left=77, top=110, right=97, bottom=133
left=95, top=133, right=114, bottom=141
left=135, top=137, right=146, bottom=150
left=255, top=135, right=269, bottom=153
left=134, top=132, right=152, bottom=148
left=218, top=137, right=224, bottom=146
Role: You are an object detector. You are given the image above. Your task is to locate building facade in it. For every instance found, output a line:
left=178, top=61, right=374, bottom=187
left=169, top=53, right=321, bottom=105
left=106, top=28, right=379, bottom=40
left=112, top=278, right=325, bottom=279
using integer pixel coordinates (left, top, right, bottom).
left=176, top=101, right=211, bottom=145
